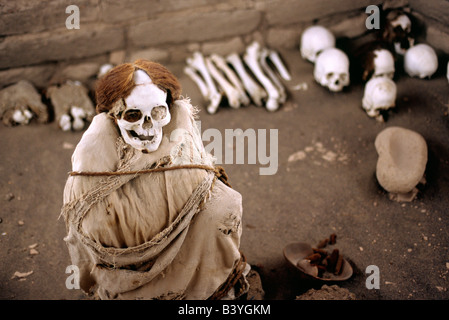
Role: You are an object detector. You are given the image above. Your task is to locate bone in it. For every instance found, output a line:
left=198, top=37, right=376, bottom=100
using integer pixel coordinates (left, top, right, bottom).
left=210, top=54, right=250, bottom=106
left=268, top=50, right=291, bottom=81
left=260, top=48, right=287, bottom=104
left=244, top=42, right=281, bottom=112
left=0, top=80, right=48, bottom=124
left=205, top=57, right=241, bottom=109
left=71, top=106, right=87, bottom=131
left=226, top=52, right=267, bottom=107
left=47, top=81, right=95, bottom=131
left=187, top=52, right=222, bottom=114
left=59, top=114, right=72, bottom=131
left=184, top=66, right=209, bottom=100
left=2, top=106, right=33, bottom=126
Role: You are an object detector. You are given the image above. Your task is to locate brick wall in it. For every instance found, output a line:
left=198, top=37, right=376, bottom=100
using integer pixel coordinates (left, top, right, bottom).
left=0, top=0, right=447, bottom=89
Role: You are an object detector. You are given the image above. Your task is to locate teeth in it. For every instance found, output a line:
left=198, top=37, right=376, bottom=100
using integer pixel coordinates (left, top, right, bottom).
left=130, top=130, right=154, bottom=141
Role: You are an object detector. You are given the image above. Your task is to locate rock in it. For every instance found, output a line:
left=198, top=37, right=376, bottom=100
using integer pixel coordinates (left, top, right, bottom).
left=296, top=284, right=356, bottom=300
left=375, top=127, right=427, bottom=199
left=0, top=80, right=49, bottom=125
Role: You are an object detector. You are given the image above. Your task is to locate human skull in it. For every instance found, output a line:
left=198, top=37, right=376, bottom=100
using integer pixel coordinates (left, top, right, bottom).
left=362, top=76, right=397, bottom=121
left=300, top=25, right=336, bottom=63
left=372, top=49, right=395, bottom=79
left=314, top=48, right=350, bottom=92
left=114, top=70, right=171, bottom=153
left=404, top=44, right=438, bottom=79
left=388, top=12, right=415, bottom=55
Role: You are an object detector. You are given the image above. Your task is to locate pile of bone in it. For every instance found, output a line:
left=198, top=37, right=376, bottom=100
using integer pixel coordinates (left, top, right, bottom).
left=300, top=25, right=350, bottom=93
left=296, top=234, right=346, bottom=279
left=361, top=11, right=439, bottom=122
left=184, top=41, right=291, bottom=114
left=0, top=79, right=95, bottom=131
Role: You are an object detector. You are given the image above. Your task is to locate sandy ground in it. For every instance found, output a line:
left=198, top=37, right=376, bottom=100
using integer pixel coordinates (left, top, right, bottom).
left=1, top=49, right=448, bottom=300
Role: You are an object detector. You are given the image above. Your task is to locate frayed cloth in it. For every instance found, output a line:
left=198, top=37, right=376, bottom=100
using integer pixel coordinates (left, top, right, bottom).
left=61, top=99, right=247, bottom=299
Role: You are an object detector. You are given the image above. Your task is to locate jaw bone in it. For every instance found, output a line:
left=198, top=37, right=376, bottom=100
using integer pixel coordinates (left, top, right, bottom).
left=205, top=57, right=241, bottom=109
left=260, top=48, right=287, bottom=104
left=187, top=51, right=222, bottom=114
left=209, top=54, right=250, bottom=107
left=244, top=42, right=281, bottom=112
left=227, top=52, right=267, bottom=107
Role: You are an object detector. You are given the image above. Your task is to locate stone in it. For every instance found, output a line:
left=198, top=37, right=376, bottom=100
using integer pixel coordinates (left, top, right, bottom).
left=126, top=48, right=170, bottom=64
left=128, top=9, right=261, bottom=47
left=265, top=0, right=372, bottom=26
left=266, top=27, right=301, bottom=49
left=375, top=126, right=428, bottom=198
left=0, top=64, right=56, bottom=90
left=202, top=37, right=245, bottom=56
left=0, top=25, right=124, bottom=69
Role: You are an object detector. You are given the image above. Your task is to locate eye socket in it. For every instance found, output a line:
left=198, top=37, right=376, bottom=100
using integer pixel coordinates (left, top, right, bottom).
left=326, top=72, right=334, bottom=80
left=151, top=106, right=167, bottom=121
left=122, top=109, right=142, bottom=122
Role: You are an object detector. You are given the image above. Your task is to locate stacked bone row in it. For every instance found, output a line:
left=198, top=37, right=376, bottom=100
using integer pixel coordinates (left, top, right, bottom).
left=184, top=41, right=291, bottom=114
left=300, top=9, right=441, bottom=123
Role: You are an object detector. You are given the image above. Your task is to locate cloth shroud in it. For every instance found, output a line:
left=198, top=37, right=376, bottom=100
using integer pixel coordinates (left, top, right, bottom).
left=61, top=98, right=247, bottom=299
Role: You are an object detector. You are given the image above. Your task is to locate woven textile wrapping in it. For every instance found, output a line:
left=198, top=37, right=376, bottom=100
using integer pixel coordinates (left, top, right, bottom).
left=61, top=99, right=247, bottom=299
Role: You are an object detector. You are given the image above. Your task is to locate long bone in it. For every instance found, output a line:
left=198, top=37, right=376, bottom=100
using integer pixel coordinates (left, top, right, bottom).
left=210, top=54, right=250, bottom=106
left=244, top=42, right=280, bottom=112
left=205, top=57, right=241, bottom=109
left=226, top=52, right=266, bottom=107
left=184, top=66, right=209, bottom=100
left=268, top=50, right=291, bottom=81
left=260, top=48, right=287, bottom=104
left=187, top=52, right=222, bottom=114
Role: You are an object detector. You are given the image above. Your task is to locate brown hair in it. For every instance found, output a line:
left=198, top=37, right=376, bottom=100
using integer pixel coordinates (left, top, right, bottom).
left=95, top=59, right=182, bottom=114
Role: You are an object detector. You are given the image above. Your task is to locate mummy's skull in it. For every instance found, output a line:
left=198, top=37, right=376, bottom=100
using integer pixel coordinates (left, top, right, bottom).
left=300, top=25, right=336, bottom=63
left=314, top=48, right=350, bottom=92
left=115, top=70, right=171, bottom=152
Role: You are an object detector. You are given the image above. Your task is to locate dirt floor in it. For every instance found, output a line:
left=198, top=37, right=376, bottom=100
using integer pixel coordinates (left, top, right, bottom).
left=1, top=49, right=448, bottom=300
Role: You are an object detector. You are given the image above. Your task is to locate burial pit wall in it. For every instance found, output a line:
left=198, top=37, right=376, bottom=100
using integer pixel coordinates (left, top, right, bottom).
left=1, top=0, right=448, bottom=91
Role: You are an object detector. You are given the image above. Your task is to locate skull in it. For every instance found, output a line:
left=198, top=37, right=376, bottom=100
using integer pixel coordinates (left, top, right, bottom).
left=314, top=48, right=350, bottom=92
left=114, top=70, right=171, bottom=153
left=362, top=76, right=397, bottom=121
left=404, top=44, right=438, bottom=79
left=300, top=25, right=336, bottom=63
left=387, top=12, right=415, bottom=55
left=372, top=49, right=395, bottom=79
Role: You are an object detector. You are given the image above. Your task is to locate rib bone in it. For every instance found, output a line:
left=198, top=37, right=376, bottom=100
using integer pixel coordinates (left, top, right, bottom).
left=260, top=48, right=287, bottom=104
left=206, top=57, right=241, bottom=109
left=226, top=52, right=266, bottom=107
left=244, top=42, right=280, bottom=112
left=268, top=50, right=291, bottom=81
left=187, top=52, right=222, bottom=114
left=210, top=54, right=250, bottom=106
